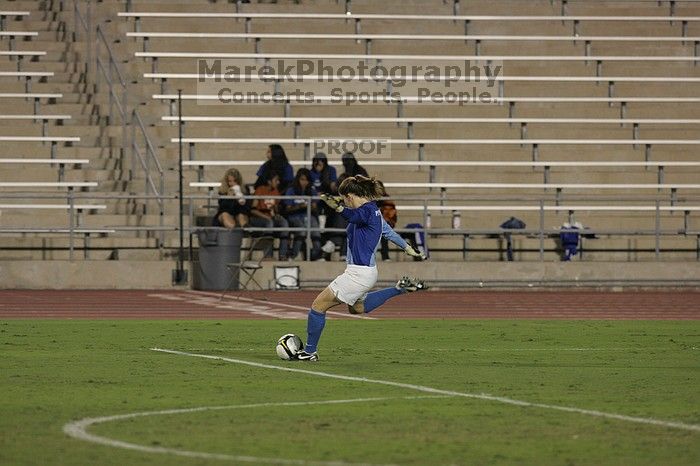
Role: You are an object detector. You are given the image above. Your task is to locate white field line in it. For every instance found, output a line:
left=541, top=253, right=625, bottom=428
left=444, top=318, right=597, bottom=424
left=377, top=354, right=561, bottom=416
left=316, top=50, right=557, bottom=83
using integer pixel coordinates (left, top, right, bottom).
left=148, top=292, right=305, bottom=319
left=184, top=290, right=376, bottom=320
left=405, top=348, right=669, bottom=352
left=63, top=396, right=446, bottom=466
left=152, top=347, right=700, bottom=433
left=137, top=347, right=676, bottom=353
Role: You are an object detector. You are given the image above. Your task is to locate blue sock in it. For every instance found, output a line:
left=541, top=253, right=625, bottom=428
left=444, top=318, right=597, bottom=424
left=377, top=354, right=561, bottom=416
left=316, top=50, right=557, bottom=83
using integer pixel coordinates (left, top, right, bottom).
left=363, top=287, right=404, bottom=313
left=305, top=309, right=326, bottom=353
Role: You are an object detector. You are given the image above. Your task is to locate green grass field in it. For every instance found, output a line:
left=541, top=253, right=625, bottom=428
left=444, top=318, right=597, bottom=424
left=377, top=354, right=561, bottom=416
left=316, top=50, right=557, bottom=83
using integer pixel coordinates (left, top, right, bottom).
left=1, top=319, right=699, bottom=466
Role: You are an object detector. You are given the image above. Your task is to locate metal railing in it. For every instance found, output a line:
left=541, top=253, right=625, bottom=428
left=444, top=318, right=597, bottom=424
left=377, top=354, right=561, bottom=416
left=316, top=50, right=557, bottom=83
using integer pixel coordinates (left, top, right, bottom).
left=2, top=192, right=699, bottom=262
left=71, top=1, right=165, bottom=241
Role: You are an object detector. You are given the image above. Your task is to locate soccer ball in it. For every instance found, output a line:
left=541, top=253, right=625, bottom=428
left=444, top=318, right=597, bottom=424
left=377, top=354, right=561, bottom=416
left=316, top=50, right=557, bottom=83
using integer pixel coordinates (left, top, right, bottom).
left=276, top=334, right=304, bottom=360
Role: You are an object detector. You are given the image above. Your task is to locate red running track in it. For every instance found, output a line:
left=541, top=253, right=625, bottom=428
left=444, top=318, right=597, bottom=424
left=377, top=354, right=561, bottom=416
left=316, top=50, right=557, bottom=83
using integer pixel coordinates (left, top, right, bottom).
left=0, top=289, right=699, bottom=319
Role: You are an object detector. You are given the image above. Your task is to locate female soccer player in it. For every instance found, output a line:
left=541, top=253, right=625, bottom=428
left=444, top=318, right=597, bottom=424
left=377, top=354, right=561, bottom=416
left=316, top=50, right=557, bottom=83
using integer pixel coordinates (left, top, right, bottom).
left=296, top=175, right=427, bottom=361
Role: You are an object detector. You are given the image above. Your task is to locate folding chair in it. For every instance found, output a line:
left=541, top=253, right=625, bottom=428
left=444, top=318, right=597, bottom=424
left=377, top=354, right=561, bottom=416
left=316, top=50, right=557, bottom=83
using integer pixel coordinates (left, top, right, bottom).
left=220, top=236, right=274, bottom=299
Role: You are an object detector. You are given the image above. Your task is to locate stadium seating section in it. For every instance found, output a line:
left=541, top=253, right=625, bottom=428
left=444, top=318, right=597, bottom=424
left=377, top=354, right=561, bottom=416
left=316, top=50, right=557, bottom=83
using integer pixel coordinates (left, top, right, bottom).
left=1, top=0, right=700, bottom=284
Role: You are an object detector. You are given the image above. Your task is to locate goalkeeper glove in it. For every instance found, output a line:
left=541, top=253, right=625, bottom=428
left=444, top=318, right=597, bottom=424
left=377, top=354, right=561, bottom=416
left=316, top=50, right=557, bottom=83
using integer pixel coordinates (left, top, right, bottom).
left=404, top=245, right=427, bottom=261
left=320, top=194, right=344, bottom=212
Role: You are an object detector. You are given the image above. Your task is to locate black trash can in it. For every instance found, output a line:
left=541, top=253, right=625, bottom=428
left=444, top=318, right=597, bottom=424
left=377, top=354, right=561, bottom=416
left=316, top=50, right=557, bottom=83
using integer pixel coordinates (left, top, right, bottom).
left=193, top=229, right=243, bottom=291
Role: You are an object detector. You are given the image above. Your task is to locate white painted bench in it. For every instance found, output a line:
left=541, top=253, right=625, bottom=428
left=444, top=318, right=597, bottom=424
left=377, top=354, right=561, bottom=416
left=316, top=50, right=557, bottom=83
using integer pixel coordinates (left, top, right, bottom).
left=153, top=94, right=700, bottom=121
left=165, top=115, right=700, bottom=142
left=126, top=31, right=700, bottom=58
left=0, top=71, right=54, bottom=93
left=395, top=205, right=700, bottom=212
left=0, top=31, right=36, bottom=37
left=396, top=203, right=700, bottom=230
left=181, top=160, right=700, bottom=185
left=0, top=203, right=105, bottom=210
left=0, top=114, right=71, bottom=137
left=0, top=50, right=46, bottom=73
left=146, top=72, right=700, bottom=102
left=0, top=30, right=39, bottom=50
left=0, top=227, right=114, bottom=260
left=117, top=10, right=700, bottom=37
left=190, top=181, right=700, bottom=191
left=0, top=50, right=44, bottom=56
left=172, top=137, right=700, bottom=163
left=137, top=51, right=700, bottom=78
left=126, top=31, right=700, bottom=43
left=385, top=182, right=700, bottom=205
left=0, top=158, right=87, bottom=181
left=0, top=11, right=30, bottom=31
left=189, top=180, right=700, bottom=205
left=189, top=178, right=700, bottom=225
left=0, top=136, right=81, bottom=158
left=0, top=114, right=69, bottom=119
left=0, top=92, right=63, bottom=114
left=0, top=182, right=97, bottom=189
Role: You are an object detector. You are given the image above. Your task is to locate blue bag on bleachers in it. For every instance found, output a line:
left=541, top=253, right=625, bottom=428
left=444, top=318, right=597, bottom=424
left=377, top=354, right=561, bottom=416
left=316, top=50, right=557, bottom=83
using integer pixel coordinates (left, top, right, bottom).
left=560, top=222, right=581, bottom=261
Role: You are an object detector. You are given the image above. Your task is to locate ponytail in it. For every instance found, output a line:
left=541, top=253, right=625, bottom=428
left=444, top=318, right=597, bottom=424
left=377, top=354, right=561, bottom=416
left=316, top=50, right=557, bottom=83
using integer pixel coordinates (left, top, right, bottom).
left=338, top=175, right=383, bottom=200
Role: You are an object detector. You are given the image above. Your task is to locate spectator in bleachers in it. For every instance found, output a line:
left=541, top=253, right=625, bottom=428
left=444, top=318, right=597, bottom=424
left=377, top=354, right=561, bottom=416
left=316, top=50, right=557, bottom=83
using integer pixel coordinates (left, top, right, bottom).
left=328, top=153, right=369, bottom=258
left=376, top=181, right=398, bottom=261
left=249, top=173, right=289, bottom=260
left=320, top=172, right=349, bottom=261
left=283, top=168, right=322, bottom=261
left=255, top=144, right=294, bottom=191
left=341, top=152, right=369, bottom=178
left=213, top=168, right=249, bottom=229
left=310, top=152, right=338, bottom=194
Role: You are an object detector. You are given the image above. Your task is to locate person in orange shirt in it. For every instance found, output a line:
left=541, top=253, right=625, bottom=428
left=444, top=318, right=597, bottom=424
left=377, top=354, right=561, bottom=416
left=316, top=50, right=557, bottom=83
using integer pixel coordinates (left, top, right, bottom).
left=249, top=174, right=289, bottom=260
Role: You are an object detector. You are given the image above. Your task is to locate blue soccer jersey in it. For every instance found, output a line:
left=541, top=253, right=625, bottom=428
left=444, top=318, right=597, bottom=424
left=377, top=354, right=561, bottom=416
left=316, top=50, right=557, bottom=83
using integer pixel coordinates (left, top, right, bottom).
left=340, top=202, right=383, bottom=267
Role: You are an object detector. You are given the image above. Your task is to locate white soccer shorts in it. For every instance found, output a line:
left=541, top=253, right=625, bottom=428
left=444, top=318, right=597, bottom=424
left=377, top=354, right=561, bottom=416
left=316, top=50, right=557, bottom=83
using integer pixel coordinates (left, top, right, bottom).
left=329, top=264, right=378, bottom=305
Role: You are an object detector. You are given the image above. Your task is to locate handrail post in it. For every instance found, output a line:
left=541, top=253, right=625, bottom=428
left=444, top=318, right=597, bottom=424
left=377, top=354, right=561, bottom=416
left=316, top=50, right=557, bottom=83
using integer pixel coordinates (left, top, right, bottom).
left=539, top=200, right=545, bottom=261
left=306, top=196, right=311, bottom=261
left=129, top=123, right=134, bottom=181
left=86, top=0, right=92, bottom=85
left=159, top=183, right=165, bottom=249
left=144, top=144, right=150, bottom=202
left=655, top=200, right=661, bottom=260
left=71, top=1, right=77, bottom=46
left=188, top=195, right=194, bottom=259
left=108, top=59, right=114, bottom=125
left=68, top=188, right=75, bottom=261
left=130, top=111, right=136, bottom=180
left=422, top=199, right=429, bottom=232
left=173, top=89, right=188, bottom=285
left=122, top=76, right=128, bottom=159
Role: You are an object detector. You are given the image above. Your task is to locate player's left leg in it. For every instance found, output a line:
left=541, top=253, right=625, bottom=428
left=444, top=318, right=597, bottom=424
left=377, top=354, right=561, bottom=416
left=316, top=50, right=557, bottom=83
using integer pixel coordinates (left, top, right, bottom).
left=352, top=276, right=428, bottom=314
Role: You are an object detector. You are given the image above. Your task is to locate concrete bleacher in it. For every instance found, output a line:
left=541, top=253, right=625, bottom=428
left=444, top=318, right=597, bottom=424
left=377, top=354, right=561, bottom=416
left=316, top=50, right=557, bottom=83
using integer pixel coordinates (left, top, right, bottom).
left=2, top=0, right=700, bottom=288
left=127, top=0, right=700, bottom=269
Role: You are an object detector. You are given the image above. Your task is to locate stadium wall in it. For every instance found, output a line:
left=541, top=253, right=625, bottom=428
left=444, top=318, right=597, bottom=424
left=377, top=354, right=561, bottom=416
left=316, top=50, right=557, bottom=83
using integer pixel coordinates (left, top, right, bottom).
left=1, top=261, right=698, bottom=290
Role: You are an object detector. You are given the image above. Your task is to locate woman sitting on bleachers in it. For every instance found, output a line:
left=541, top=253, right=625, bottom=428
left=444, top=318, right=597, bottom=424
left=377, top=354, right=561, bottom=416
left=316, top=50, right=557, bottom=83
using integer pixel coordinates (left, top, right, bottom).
left=255, top=144, right=294, bottom=192
left=283, top=168, right=322, bottom=261
left=341, top=152, right=369, bottom=178
left=310, top=152, right=338, bottom=194
left=249, top=173, right=289, bottom=260
left=212, top=168, right=249, bottom=229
